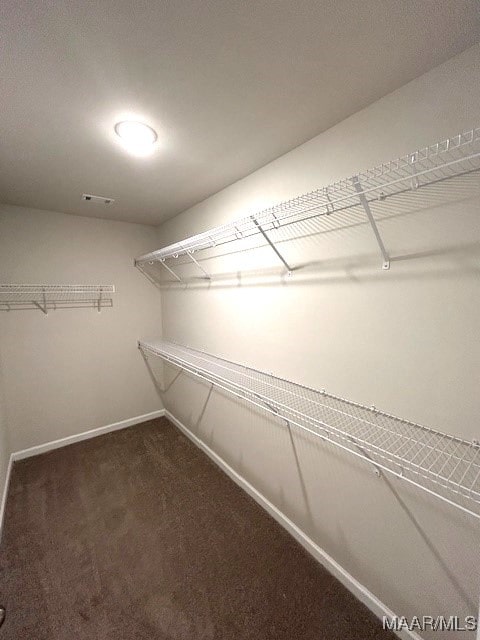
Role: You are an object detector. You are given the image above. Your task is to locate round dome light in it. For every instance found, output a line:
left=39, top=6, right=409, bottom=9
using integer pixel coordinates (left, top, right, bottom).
left=114, top=120, right=157, bottom=156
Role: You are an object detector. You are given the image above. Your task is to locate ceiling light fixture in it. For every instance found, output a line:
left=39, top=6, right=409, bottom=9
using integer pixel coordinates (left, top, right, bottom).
left=114, top=120, right=157, bottom=157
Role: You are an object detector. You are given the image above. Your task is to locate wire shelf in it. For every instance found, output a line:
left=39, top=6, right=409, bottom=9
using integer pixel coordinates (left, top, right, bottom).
left=135, top=127, right=480, bottom=283
left=0, top=284, right=115, bottom=314
left=139, top=339, right=480, bottom=520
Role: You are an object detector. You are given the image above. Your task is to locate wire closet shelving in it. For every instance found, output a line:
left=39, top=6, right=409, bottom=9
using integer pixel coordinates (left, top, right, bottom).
left=139, top=339, right=480, bottom=521
left=0, top=284, right=115, bottom=314
left=135, top=127, right=480, bottom=284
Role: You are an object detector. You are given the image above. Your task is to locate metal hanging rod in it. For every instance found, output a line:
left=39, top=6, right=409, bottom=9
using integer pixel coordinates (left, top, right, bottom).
left=135, top=127, right=480, bottom=283
left=139, top=339, right=480, bottom=520
left=0, top=284, right=115, bottom=314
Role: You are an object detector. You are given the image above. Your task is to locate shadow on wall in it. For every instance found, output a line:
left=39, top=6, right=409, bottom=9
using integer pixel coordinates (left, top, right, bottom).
left=139, top=171, right=480, bottom=289
left=140, top=352, right=479, bottom=626
left=149, top=241, right=480, bottom=292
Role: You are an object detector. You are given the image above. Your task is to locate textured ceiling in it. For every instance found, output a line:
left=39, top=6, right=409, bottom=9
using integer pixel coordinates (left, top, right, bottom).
left=1, top=0, right=479, bottom=225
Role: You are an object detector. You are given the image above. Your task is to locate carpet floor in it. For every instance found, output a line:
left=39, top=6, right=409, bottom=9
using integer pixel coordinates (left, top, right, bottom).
left=0, top=417, right=395, bottom=639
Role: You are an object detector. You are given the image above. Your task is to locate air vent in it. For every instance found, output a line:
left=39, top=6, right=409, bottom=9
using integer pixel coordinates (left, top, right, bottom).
left=82, top=194, right=114, bottom=205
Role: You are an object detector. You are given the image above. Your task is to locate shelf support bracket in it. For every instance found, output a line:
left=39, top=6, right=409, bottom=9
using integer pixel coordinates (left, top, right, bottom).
left=97, top=287, right=102, bottom=312
left=352, top=176, right=390, bottom=270
left=252, top=216, right=293, bottom=274
left=32, top=301, right=48, bottom=314
left=252, top=391, right=279, bottom=416
left=183, top=248, right=211, bottom=280
left=32, top=289, right=48, bottom=314
left=409, top=153, right=419, bottom=190
left=159, top=259, right=183, bottom=283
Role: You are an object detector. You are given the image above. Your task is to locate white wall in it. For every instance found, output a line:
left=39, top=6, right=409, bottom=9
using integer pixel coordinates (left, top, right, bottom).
left=154, top=44, right=480, bottom=639
left=0, top=204, right=163, bottom=452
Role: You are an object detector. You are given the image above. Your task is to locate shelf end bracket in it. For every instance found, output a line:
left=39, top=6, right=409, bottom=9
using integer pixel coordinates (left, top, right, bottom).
left=352, top=176, right=390, bottom=270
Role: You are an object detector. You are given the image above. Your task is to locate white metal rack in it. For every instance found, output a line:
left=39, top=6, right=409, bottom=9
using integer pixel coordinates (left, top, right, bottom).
left=139, top=339, right=480, bottom=520
left=135, top=127, right=480, bottom=284
left=0, top=284, right=115, bottom=314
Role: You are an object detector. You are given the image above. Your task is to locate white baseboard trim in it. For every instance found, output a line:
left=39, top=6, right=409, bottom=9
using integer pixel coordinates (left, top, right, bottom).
left=165, top=409, right=423, bottom=640
left=0, top=453, right=14, bottom=542
left=12, top=409, right=166, bottom=461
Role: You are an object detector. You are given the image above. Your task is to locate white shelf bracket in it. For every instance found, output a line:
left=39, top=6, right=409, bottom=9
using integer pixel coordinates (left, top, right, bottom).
left=251, top=216, right=293, bottom=274
left=324, top=186, right=334, bottom=214
left=183, top=247, right=211, bottom=280
left=32, top=300, right=48, bottom=315
left=32, top=288, right=48, bottom=314
left=409, top=152, right=419, bottom=190
left=252, top=391, right=279, bottom=416
left=352, top=176, right=390, bottom=270
left=159, top=259, right=183, bottom=283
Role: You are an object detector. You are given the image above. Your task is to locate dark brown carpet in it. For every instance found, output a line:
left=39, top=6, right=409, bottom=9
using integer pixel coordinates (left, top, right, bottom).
left=0, top=418, right=394, bottom=639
